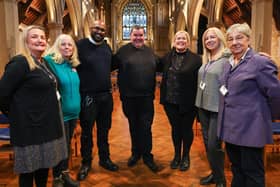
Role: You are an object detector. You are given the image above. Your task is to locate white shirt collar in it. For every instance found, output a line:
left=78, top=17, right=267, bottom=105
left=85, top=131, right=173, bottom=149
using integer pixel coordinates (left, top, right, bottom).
left=229, top=47, right=250, bottom=67
left=88, top=36, right=103, bottom=45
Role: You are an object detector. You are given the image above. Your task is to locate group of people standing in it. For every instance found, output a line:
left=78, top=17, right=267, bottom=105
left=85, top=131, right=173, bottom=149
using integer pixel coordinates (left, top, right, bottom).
left=0, top=19, right=279, bottom=187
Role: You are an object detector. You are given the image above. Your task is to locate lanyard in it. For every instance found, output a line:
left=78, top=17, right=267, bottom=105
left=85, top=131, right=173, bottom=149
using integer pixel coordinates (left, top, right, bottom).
left=202, top=60, right=215, bottom=81
left=37, top=61, right=57, bottom=89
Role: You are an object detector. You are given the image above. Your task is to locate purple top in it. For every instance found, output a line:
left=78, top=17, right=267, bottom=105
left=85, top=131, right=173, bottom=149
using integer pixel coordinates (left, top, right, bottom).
left=217, top=49, right=280, bottom=147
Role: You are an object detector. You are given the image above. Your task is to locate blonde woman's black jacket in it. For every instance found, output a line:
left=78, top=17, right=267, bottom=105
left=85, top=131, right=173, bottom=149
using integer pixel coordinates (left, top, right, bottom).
left=160, top=49, right=202, bottom=112
left=0, top=55, right=63, bottom=146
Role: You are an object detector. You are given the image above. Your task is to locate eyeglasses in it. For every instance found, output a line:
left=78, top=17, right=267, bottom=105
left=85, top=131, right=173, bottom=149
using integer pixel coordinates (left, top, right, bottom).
left=91, top=26, right=105, bottom=33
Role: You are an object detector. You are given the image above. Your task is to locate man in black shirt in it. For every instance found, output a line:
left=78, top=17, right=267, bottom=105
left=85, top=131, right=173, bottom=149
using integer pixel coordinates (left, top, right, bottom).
left=76, top=20, right=119, bottom=181
left=113, top=25, right=159, bottom=172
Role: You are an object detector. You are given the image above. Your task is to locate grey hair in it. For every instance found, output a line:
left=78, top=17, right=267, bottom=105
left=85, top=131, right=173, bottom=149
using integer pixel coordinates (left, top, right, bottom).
left=226, top=23, right=251, bottom=40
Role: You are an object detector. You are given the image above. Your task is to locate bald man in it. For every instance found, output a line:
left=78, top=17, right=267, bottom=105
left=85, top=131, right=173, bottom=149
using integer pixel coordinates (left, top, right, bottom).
left=76, top=20, right=119, bottom=181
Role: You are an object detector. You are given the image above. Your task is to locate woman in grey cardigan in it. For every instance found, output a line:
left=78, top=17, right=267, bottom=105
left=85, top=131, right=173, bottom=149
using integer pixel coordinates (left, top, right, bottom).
left=195, top=27, right=228, bottom=187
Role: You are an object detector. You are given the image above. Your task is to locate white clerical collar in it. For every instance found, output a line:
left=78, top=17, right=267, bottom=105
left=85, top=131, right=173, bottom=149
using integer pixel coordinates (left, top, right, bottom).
left=88, top=36, right=103, bottom=45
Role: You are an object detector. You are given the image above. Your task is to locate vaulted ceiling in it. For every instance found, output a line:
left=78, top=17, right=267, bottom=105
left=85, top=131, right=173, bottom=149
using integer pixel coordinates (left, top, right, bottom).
left=17, top=0, right=280, bottom=32
left=222, top=0, right=251, bottom=27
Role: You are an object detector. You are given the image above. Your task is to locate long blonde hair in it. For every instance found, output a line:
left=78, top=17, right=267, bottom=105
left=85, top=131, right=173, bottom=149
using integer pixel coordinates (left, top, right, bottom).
left=19, top=25, right=46, bottom=70
left=202, top=27, right=226, bottom=64
left=46, top=34, right=80, bottom=67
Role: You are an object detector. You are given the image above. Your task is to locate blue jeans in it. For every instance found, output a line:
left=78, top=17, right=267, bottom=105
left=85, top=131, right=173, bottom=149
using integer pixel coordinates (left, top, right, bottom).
left=53, top=119, right=77, bottom=177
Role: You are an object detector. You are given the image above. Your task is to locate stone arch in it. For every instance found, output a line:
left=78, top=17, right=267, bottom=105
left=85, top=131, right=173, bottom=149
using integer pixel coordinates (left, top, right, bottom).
left=45, top=0, right=65, bottom=44
left=45, top=0, right=84, bottom=41
left=174, top=0, right=204, bottom=51
left=65, top=0, right=84, bottom=40
left=207, top=0, right=224, bottom=28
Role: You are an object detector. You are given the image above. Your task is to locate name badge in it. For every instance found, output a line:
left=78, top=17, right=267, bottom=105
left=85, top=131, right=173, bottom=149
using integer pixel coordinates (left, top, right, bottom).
left=219, top=85, right=228, bottom=96
left=199, top=81, right=206, bottom=90
left=56, top=91, right=61, bottom=100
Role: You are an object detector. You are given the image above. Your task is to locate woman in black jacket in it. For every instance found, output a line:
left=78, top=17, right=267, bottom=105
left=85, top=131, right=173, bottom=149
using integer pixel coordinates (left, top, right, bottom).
left=160, top=30, right=202, bottom=171
left=0, top=25, right=67, bottom=187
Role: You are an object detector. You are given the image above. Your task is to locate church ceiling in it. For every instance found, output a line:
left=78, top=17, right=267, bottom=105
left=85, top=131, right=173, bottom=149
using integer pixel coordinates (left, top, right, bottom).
left=222, top=0, right=251, bottom=27
left=17, top=0, right=280, bottom=31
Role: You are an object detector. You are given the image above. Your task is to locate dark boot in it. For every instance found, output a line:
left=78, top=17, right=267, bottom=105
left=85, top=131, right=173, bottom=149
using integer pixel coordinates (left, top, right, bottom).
left=200, top=173, right=215, bottom=185
left=179, top=155, right=190, bottom=171
left=77, top=164, right=91, bottom=181
left=170, top=144, right=181, bottom=169
left=127, top=154, right=141, bottom=167
left=62, top=172, right=80, bottom=187
left=99, top=158, right=119, bottom=171
left=170, top=155, right=181, bottom=169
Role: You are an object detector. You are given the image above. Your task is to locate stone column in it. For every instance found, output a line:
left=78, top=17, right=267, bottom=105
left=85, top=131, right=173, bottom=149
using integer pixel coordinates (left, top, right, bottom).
left=251, top=0, right=273, bottom=52
left=0, top=0, right=19, bottom=75
left=190, top=36, right=198, bottom=53
left=45, top=0, right=65, bottom=45
left=47, top=23, right=64, bottom=45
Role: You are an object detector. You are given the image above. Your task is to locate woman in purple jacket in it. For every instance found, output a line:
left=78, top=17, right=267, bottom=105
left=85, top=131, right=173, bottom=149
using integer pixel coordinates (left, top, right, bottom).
left=217, top=23, right=280, bottom=187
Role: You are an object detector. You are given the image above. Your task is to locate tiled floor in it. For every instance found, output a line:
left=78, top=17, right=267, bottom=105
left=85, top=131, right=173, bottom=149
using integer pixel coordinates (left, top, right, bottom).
left=1, top=88, right=280, bottom=187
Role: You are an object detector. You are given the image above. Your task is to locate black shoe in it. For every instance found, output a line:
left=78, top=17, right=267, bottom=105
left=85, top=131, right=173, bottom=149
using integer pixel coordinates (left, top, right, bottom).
left=170, top=157, right=180, bottom=169
left=77, top=164, right=91, bottom=181
left=53, top=178, right=64, bottom=187
left=179, top=156, right=190, bottom=171
left=99, top=159, right=119, bottom=171
left=216, top=182, right=226, bottom=187
left=62, top=172, right=80, bottom=187
left=200, top=173, right=215, bottom=185
left=127, top=155, right=141, bottom=167
left=144, top=160, right=159, bottom=173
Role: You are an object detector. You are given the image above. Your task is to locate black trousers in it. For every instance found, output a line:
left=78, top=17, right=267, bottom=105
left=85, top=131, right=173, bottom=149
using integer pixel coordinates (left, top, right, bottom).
left=122, top=96, right=154, bottom=162
left=163, top=103, right=196, bottom=158
left=226, top=142, right=265, bottom=187
left=53, top=119, right=77, bottom=177
left=19, top=168, right=49, bottom=187
left=198, top=108, right=225, bottom=184
left=79, top=93, right=113, bottom=165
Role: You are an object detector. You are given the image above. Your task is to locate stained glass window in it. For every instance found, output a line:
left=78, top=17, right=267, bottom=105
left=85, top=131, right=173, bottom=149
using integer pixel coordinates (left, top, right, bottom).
left=122, top=0, right=147, bottom=39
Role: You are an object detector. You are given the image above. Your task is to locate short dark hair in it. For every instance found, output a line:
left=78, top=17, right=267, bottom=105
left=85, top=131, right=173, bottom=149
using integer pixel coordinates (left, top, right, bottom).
left=130, top=25, right=145, bottom=35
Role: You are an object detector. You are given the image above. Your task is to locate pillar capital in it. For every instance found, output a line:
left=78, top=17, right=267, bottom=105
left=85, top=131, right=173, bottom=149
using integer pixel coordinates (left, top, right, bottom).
left=47, top=22, right=64, bottom=30
left=47, top=22, right=64, bottom=45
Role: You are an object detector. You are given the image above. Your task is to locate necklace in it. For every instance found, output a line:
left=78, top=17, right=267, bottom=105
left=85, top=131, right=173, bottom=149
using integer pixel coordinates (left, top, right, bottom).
left=35, top=58, right=57, bottom=88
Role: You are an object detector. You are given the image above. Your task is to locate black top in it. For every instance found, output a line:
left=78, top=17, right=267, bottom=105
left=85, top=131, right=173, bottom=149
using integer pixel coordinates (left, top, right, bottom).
left=166, top=51, right=186, bottom=104
left=113, top=43, right=159, bottom=99
left=0, top=55, right=63, bottom=146
left=160, top=49, right=202, bottom=112
left=76, top=38, right=113, bottom=95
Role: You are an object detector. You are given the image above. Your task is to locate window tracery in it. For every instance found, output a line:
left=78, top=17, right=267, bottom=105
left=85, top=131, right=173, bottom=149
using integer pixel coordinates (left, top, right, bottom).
left=122, top=0, right=147, bottom=39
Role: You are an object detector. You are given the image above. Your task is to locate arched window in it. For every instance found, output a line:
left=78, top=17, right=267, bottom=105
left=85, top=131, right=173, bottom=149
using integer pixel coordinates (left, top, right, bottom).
left=122, top=0, right=147, bottom=40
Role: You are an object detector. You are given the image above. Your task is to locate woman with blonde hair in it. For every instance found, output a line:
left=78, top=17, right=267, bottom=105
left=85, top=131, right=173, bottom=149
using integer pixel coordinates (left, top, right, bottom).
left=0, top=25, right=67, bottom=187
left=160, top=30, right=202, bottom=171
left=44, top=34, right=81, bottom=187
left=195, top=27, right=228, bottom=187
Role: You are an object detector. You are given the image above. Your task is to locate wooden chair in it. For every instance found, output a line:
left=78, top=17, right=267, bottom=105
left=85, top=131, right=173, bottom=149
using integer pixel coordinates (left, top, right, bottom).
left=0, top=114, right=13, bottom=160
left=264, top=120, right=280, bottom=167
